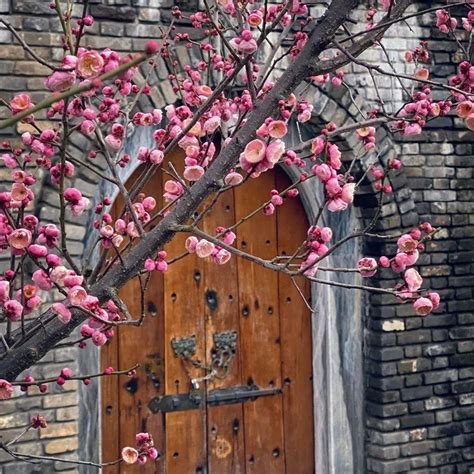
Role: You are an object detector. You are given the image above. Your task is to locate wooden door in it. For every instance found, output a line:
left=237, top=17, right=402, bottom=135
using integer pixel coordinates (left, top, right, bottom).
left=101, top=152, right=314, bottom=473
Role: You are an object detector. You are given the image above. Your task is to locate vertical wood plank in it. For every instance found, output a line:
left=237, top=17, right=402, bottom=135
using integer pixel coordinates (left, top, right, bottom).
left=234, top=171, right=286, bottom=474
left=101, top=331, right=120, bottom=473
left=276, top=169, right=315, bottom=474
left=163, top=150, right=207, bottom=474
left=201, top=189, right=245, bottom=474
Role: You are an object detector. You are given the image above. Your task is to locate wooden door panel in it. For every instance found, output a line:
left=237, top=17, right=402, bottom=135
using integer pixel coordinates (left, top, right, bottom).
left=201, top=188, right=246, bottom=473
left=101, top=331, right=120, bottom=472
left=162, top=153, right=207, bottom=473
left=102, top=161, right=314, bottom=474
left=276, top=171, right=314, bottom=474
left=207, top=404, right=245, bottom=474
left=117, top=272, right=164, bottom=474
left=234, top=171, right=287, bottom=474
left=244, top=396, right=286, bottom=473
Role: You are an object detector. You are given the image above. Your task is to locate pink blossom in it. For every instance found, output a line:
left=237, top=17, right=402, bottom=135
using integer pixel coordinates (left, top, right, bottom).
left=456, top=101, right=474, bottom=118
left=184, top=165, right=205, bottom=181
left=32, top=269, right=52, bottom=291
left=28, top=244, right=48, bottom=258
left=267, top=120, right=288, bottom=139
left=414, top=68, right=429, bottom=81
left=77, top=50, right=104, bottom=78
left=149, top=150, right=164, bottom=165
left=92, top=331, right=108, bottom=346
left=379, top=0, right=391, bottom=11
left=11, top=183, right=29, bottom=202
left=104, top=134, right=122, bottom=151
left=413, top=297, right=433, bottom=316
left=122, top=447, right=139, bottom=464
left=144, top=258, right=155, bottom=272
left=379, top=256, right=390, bottom=268
left=163, top=180, right=184, bottom=202
left=195, top=239, right=215, bottom=258
left=204, top=116, right=221, bottom=134
left=358, top=257, right=378, bottom=277
left=185, top=236, right=198, bottom=253
left=64, top=275, right=84, bottom=288
left=0, top=380, right=13, bottom=400
left=50, top=266, right=69, bottom=285
left=266, top=139, right=285, bottom=164
left=232, top=30, right=258, bottom=55
left=465, top=114, right=474, bottom=131
left=8, top=228, right=32, bottom=250
left=224, top=172, right=243, bottom=186
left=53, top=303, right=72, bottom=324
left=428, top=292, right=440, bottom=310
left=68, top=286, right=88, bottom=305
left=404, top=268, right=423, bottom=292
left=341, top=183, right=355, bottom=204
left=244, top=139, right=266, bottom=163
left=45, top=70, right=76, bottom=92
left=248, top=11, right=263, bottom=27
left=10, top=94, right=33, bottom=114
left=397, top=234, right=418, bottom=253
left=300, top=252, right=318, bottom=277
left=80, top=120, right=96, bottom=135
left=4, top=299, right=23, bottom=321
left=0, top=281, right=9, bottom=303
left=212, top=249, right=231, bottom=265
left=311, top=136, right=325, bottom=156
left=327, top=144, right=342, bottom=169
left=403, top=123, right=422, bottom=136
left=320, top=227, right=333, bottom=242
left=313, top=164, right=332, bottom=182
left=327, top=197, right=348, bottom=213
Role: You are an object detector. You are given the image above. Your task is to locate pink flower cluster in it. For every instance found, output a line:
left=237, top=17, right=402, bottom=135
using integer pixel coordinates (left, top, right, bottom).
left=300, top=225, right=333, bottom=276
left=79, top=299, right=122, bottom=347
left=0, top=379, right=13, bottom=400
left=462, top=10, right=474, bottom=31
left=435, top=9, right=457, bottom=34
left=397, top=86, right=448, bottom=137
left=375, top=223, right=440, bottom=315
left=185, top=227, right=235, bottom=265
left=356, top=126, right=376, bottom=151
left=404, top=41, right=430, bottom=63
left=122, top=433, right=158, bottom=465
left=144, top=251, right=168, bottom=273
left=311, top=136, right=355, bottom=212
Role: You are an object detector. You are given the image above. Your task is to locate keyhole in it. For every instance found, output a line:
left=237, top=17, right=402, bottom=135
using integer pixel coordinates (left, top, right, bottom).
left=206, top=289, right=218, bottom=311
left=124, top=378, right=138, bottom=394
left=147, top=301, right=157, bottom=316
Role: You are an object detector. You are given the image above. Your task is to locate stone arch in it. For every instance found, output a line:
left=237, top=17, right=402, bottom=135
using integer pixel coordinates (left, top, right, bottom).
left=73, top=70, right=419, bottom=473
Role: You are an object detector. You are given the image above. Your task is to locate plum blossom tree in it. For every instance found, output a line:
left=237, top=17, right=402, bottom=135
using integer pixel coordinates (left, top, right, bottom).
left=0, top=0, right=472, bottom=467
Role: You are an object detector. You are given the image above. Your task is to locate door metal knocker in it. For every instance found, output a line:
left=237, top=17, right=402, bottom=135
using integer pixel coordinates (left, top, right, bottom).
left=210, top=330, right=238, bottom=379
left=170, top=330, right=238, bottom=391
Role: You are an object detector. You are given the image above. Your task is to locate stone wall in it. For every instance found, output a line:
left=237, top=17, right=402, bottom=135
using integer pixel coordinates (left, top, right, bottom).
left=0, top=0, right=473, bottom=473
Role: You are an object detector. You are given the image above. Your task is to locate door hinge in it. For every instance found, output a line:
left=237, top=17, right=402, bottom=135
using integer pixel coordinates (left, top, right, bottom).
left=148, top=384, right=281, bottom=414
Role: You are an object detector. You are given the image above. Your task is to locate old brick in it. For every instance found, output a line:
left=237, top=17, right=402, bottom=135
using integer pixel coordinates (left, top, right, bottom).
left=401, top=440, right=435, bottom=457
left=44, top=437, right=79, bottom=455
left=397, top=330, right=431, bottom=345
left=42, top=392, right=77, bottom=409
left=424, top=370, right=458, bottom=384
left=40, top=422, right=78, bottom=439
left=90, top=4, right=136, bottom=21
left=401, top=386, right=433, bottom=402
left=400, top=413, right=435, bottom=429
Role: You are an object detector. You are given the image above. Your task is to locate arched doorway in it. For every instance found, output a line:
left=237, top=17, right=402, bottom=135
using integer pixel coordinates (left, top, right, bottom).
left=101, top=151, right=314, bottom=473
